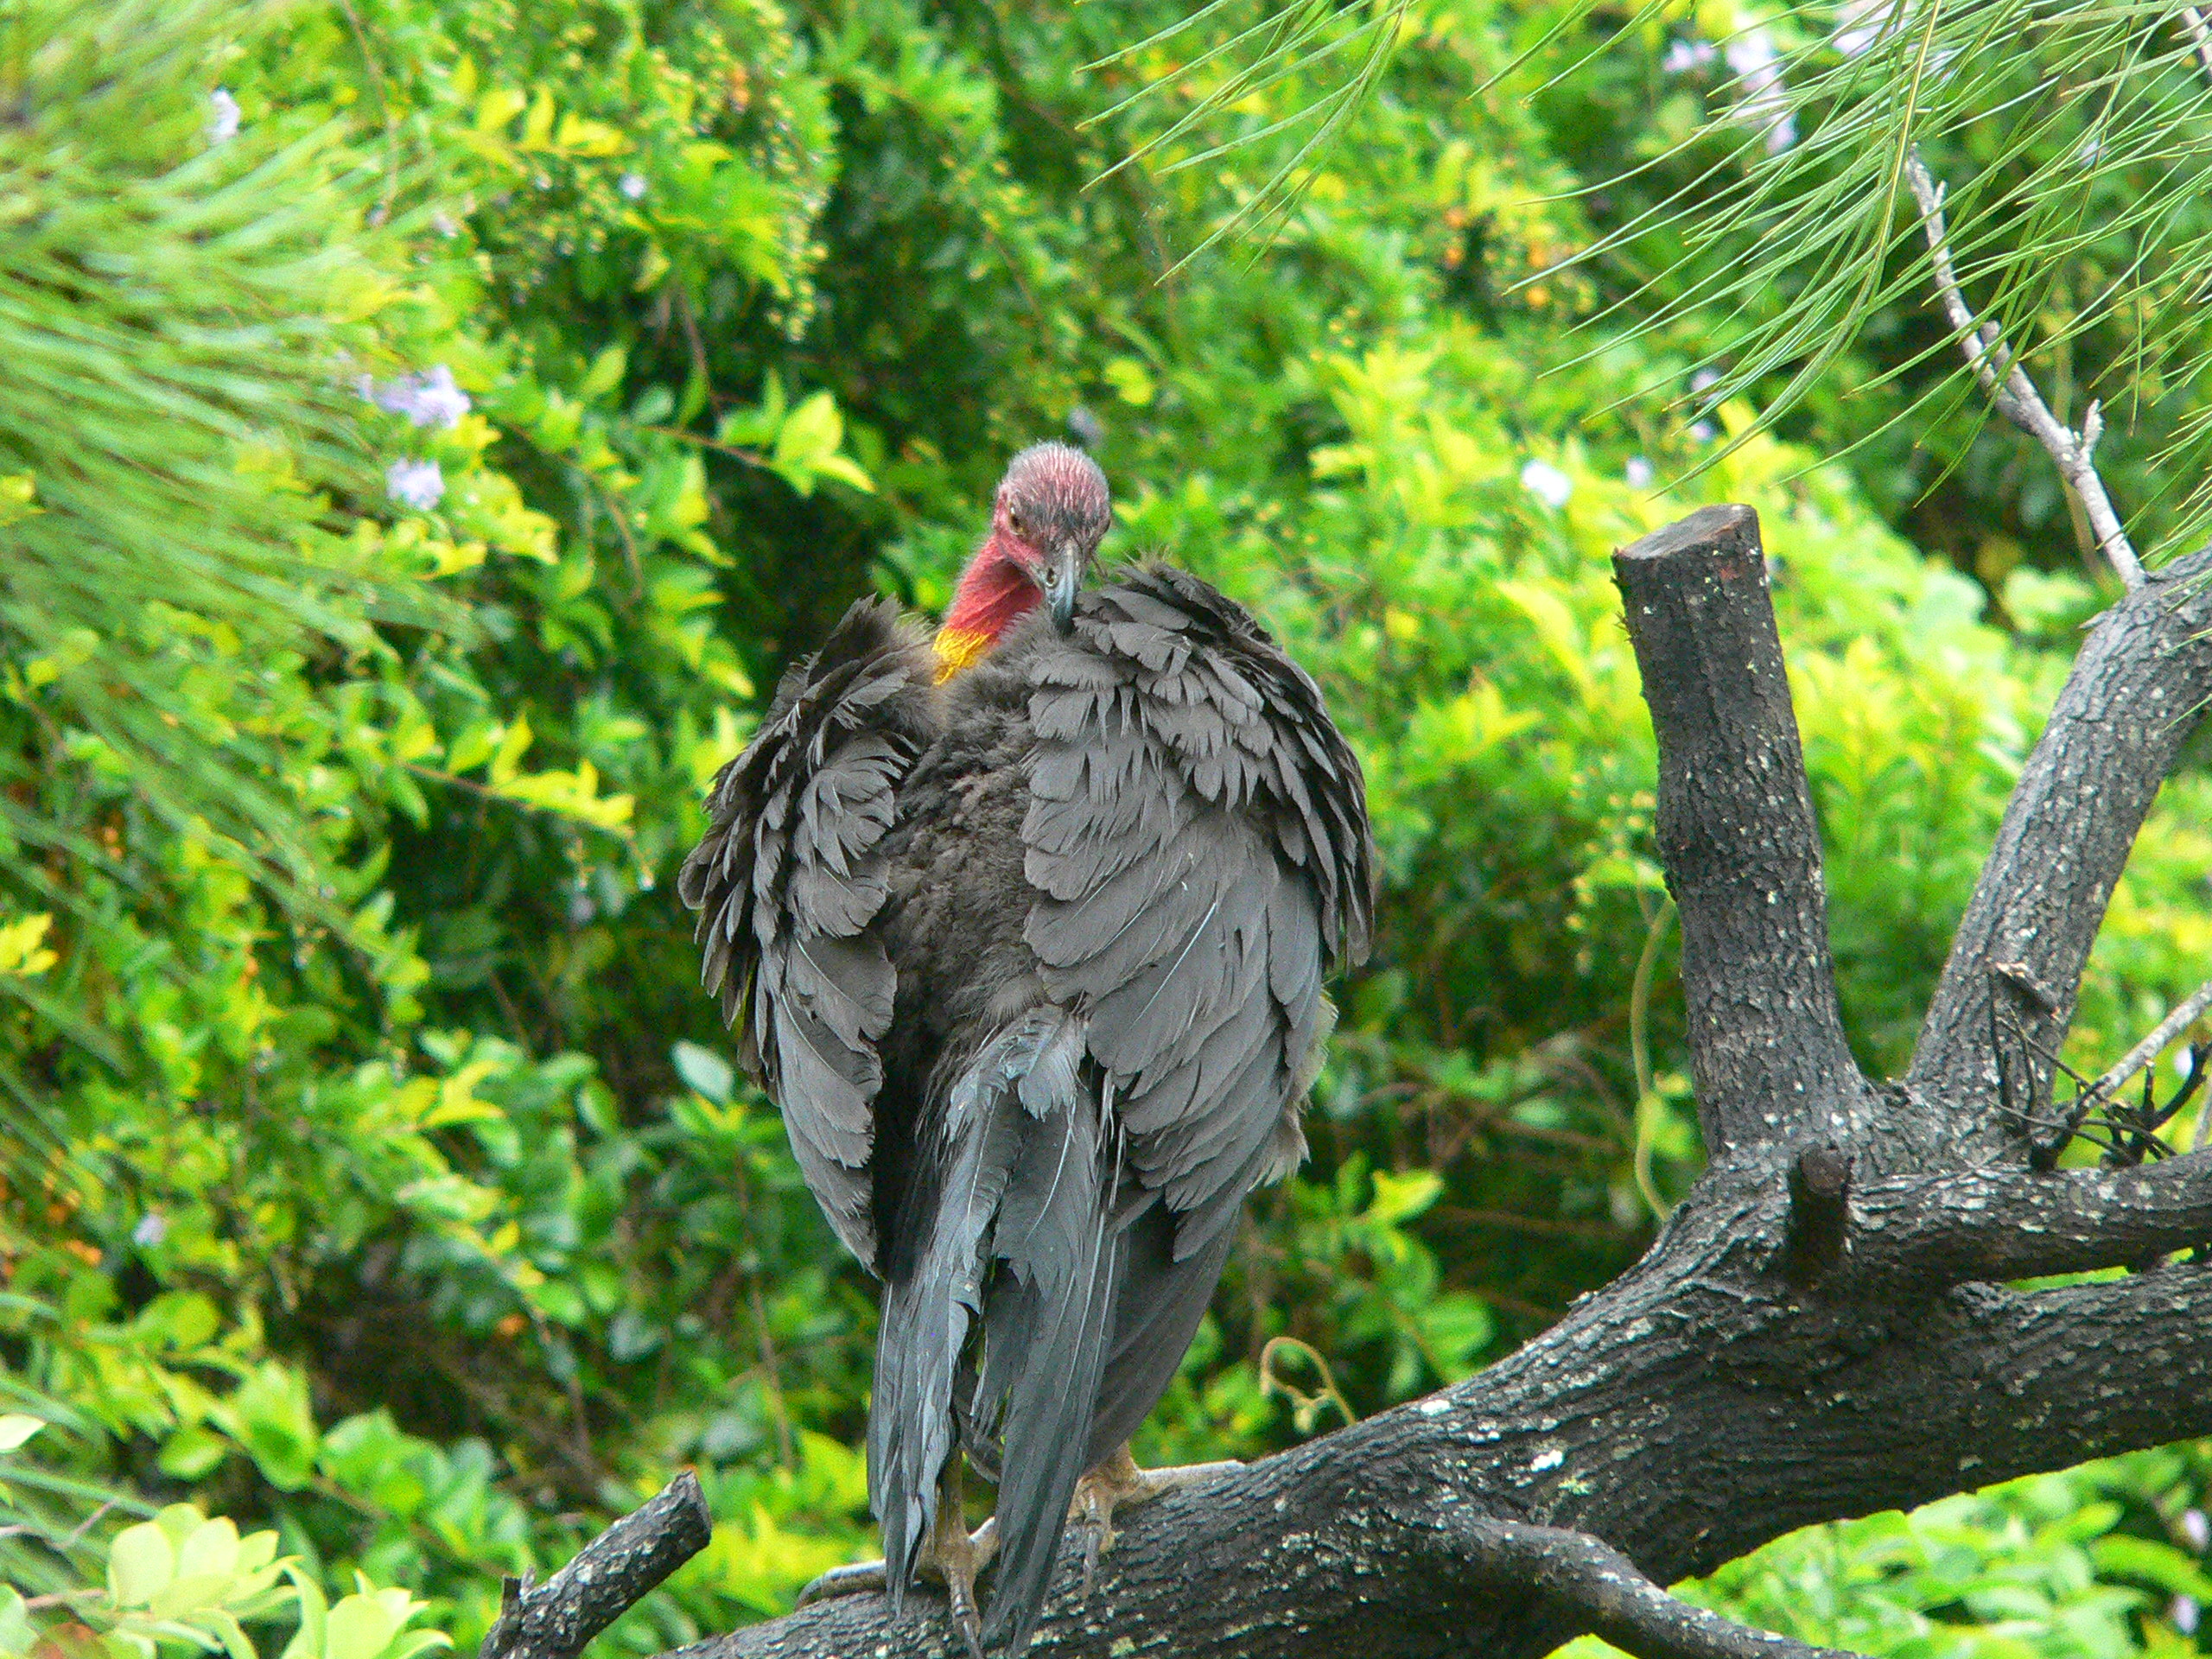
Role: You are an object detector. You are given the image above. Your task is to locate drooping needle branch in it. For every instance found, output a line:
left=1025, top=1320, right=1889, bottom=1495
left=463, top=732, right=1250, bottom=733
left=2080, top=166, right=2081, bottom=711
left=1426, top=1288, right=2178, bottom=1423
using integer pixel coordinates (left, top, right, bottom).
left=1902, top=150, right=2145, bottom=589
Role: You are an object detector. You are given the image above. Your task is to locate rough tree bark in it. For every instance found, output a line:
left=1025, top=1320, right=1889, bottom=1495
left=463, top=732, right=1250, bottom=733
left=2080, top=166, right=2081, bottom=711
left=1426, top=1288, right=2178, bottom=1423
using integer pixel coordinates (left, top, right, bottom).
left=524, top=505, right=2212, bottom=1659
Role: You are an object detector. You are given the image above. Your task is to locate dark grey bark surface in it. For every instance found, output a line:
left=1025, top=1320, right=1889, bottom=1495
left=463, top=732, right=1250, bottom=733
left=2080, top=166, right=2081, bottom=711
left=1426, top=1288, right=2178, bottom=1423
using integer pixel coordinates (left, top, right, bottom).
left=528, top=512, right=2212, bottom=1659
left=480, top=1472, right=712, bottom=1659
left=1611, top=505, right=1879, bottom=1160
left=1909, top=550, right=2212, bottom=1158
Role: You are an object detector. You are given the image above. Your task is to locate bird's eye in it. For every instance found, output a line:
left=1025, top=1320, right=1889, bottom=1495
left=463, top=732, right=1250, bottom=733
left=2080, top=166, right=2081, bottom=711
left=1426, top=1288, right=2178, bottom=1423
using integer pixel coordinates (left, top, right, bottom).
left=1008, top=509, right=1027, bottom=535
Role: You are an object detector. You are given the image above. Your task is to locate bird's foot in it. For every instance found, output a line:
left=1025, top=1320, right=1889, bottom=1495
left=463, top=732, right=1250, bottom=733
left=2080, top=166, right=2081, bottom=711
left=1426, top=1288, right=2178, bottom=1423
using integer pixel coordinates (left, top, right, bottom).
left=792, top=1516, right=1000, bottom=1653
left=1069, top=1444, right=1243, bottom=1594
left=925, top=1512, right=999, bottom=1659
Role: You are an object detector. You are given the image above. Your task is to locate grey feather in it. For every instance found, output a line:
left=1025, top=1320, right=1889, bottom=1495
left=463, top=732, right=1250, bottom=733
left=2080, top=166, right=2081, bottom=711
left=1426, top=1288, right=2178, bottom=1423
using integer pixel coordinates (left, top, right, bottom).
left=677, top=597, right=938, bottom=1268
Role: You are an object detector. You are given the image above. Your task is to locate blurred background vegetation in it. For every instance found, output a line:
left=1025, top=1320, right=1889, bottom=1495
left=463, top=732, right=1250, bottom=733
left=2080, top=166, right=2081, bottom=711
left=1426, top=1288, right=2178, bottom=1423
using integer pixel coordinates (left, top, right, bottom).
left=3, top=0, right=2211, bottom=1656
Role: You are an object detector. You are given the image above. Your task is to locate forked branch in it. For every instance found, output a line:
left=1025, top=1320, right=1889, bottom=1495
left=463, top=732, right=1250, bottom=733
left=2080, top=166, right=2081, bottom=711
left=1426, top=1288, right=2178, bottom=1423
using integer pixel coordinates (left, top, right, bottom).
left=1903, top=150, right=2144, bottom=588
left=1910, top=543, right=2212, bottom=1154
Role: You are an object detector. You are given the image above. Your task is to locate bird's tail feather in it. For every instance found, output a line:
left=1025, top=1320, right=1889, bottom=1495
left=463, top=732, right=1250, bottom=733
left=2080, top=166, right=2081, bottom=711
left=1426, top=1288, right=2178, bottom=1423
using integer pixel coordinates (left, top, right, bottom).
left=867, top=1009, right=1087, bottom=1614
left=975, top=1069, right=1125, bottom=1652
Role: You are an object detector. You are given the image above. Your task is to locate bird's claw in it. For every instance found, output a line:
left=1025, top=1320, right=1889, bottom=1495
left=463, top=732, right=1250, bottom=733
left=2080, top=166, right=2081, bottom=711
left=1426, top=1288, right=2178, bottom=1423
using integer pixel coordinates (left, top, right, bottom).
left=1067, top=1446, right=1245, bottom=1599
left=944, top=1566, right=985, bottom=1659
left=1076, top=1510, right=1111, bottom=1598
left=793, top=1562, right=982, bottom=1659
left=928, top=1513, right=996, bottom=1659
left=794, top=1559, right=888, bottom=1609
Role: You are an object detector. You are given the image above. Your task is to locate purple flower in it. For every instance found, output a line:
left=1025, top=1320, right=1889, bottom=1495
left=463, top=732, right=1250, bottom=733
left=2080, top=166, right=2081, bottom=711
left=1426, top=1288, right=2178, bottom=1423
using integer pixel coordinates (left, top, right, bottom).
left=1625, top=456, right=1656, bottom=489
left=2175, top=1594, right=2200, bottom=1636
left=619, top=172, right=648, bottom=200
left=133, top=1212, right=168, bottom=1248
left=367, top=365, right=471, bottom=430
left=207, top=89, right=241, bottom=144
left=1726, top=29, right=1797, bottom=154
left=1836, top=0, right=1904, bottom=57
left=387, top=459, right=445, bottom=512
left=1662, top=38, right=1717, bottom=73
left=1521, top=459, right=1573, bottom=510
left=2183, top=1508, right=2209, bottom=1552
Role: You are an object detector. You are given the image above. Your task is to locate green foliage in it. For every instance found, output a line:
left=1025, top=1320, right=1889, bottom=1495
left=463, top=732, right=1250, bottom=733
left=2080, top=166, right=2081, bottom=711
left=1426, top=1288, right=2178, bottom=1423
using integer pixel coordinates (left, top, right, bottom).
left=1565, top=1450, right=2212, bottom=1657
left=1, top=0, right=2208, bottom=1656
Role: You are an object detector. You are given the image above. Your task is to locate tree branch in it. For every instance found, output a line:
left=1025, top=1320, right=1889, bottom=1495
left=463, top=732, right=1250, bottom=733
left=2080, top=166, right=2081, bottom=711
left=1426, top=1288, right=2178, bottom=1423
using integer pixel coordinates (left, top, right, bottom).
left=2082, top=977, right=2212, bottom=1110
left=1904, top=151, right=2144, bottom=588
left=1612, top=505, right=1874, bottom=1158
left=1908, top=546, right=2212, bottom=1157
left=480, top=1471, right=713, bottom=1659
left=2179, top=5, right=2212, bottom=84
left=667, top=1244, right=2212, bottom=1659
left=1809, top=1149, right=2212, bottom=1292
left=1449, top=1519, right=1859, bottom=1659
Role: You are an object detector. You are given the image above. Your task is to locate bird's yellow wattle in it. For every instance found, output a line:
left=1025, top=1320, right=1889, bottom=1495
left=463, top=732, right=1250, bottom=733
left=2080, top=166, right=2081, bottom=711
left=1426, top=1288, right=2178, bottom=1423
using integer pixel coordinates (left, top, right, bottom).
left=932, top=625, right=991, bottom=683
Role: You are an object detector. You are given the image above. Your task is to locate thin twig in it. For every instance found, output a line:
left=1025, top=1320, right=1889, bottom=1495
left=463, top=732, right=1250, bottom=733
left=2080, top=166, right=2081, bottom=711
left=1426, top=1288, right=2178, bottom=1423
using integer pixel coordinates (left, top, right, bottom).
left=2084, top=979, right=2212, bottom=1109
left=747, top=1275, right=798, bottom=1469
left=583, top=471, right=645, bottom=588
left=639, top=425, right=772, bottom=468
left=1630, top=896, right=1678, bottom=1225
left=60, top=1499, right=115, bottom=1552
left=2180, top=6, right=2212, bottom=82
left=1903, top=150, right=2145, bottom=589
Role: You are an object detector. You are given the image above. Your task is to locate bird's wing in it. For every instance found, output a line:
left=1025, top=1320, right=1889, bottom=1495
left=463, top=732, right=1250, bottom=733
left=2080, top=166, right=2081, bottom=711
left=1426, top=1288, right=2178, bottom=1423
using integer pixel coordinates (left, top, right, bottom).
left=677, top=596, right=938, bottom=1269
left=1022, top=564, right=1375, bottom=1253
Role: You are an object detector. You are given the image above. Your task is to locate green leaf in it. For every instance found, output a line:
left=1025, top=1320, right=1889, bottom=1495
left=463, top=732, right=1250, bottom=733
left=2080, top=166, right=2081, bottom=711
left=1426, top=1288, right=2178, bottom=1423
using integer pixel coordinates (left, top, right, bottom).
left=672, top=1041, right=735, bottom=1104
left=2088, top=1534, right=2212, bottom=1598
left=1367, top=1167, right=1443, bottom=1225
left=109, top=1520, right=178, bottom=1607
left=0, top=1587, right=33, bottom=1659
left=278, top=1567, right=327, bottom=1659
left=322, top=1595, right=399, bottom=1659
left=580, top=346, right=628, bottom=401
left=1103, top=358, right=1156, bottom=406
left=222, top=1364, right=318, bottom=1491
left=0, top=1414, right=43, bottom=1452
left=175, top=1517, right=241, bottom=1584
left=774, top=391, right=843, bottom=466
left=202, top=1608, right=258, bottom=1659
left=445, top=721, right=505, bottom=775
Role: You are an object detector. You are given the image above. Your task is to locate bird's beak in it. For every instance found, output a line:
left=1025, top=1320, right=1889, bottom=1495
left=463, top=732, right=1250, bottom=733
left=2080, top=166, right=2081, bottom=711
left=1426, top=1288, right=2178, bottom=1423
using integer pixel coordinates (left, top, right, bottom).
left=1045, top=540, right=1083, bottom=633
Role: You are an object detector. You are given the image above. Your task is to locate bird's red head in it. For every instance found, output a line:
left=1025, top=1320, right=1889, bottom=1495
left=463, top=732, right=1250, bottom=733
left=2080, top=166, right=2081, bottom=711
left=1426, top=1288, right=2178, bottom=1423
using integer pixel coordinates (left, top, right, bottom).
left=935, top=442, right=1111, bottom=680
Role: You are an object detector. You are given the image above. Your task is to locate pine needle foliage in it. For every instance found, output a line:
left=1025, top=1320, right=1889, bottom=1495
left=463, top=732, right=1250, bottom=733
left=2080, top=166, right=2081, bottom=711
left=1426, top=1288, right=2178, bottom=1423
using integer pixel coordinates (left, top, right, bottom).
left=0, top=0, right=431, bottom=1113
left=1089, top=0, right=1420, bottom=270
left=1103, top=0, right=2212, bottom=558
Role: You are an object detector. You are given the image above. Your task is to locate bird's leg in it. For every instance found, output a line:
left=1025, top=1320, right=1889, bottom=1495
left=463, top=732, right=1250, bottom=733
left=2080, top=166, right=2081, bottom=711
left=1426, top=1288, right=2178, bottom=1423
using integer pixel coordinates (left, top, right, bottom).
left=1068, top=1443, right=1243, bottom=1593
left=923, top=1469, right=997, bottom=1659
left=793, top=1478, right=999, bottom=1659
